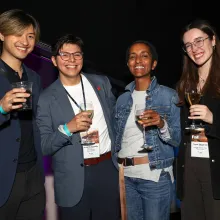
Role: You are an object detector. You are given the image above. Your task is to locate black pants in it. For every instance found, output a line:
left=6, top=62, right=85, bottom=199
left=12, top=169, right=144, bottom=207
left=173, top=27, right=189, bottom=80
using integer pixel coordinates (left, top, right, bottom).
left=181, top=145, right=220, bottom=220
left=59, top=158, right=120, bottom=220
left=0, top=163, right=46, bottom=220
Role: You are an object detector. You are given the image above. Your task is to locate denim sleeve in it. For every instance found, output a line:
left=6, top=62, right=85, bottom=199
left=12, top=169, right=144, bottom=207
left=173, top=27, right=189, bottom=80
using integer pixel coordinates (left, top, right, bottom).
left=113, top=101, right=118, bottom=155
left=158, top=119, right=171, bottom=141
left=162, top=93, right=181, bottom=147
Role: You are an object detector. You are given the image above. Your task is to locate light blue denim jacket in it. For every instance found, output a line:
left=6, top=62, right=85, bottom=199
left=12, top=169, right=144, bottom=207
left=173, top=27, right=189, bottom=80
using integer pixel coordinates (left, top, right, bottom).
left=114, top=76, right=181, bottom=169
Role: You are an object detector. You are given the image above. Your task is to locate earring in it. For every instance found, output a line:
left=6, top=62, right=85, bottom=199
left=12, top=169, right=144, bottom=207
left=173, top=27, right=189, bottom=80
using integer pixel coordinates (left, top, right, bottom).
left=213, top=45, right=216, bottom=50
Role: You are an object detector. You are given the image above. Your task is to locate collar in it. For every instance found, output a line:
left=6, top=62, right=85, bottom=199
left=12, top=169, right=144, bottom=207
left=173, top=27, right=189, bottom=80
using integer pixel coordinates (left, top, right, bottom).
left=0, top=59, right=22, bottom=73
left=0, top=59, right=27, bottom=81
left=125, top=76, right=158, bottom=93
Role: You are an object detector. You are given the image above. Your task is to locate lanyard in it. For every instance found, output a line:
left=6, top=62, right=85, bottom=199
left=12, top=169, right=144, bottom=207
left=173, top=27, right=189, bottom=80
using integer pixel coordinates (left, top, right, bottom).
left=63, top=75, right=87, bottom=111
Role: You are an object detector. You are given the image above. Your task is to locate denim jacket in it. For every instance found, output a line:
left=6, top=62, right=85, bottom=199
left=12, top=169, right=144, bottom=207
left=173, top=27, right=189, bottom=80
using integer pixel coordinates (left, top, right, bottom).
left=114, top=76, right=181, bottom=169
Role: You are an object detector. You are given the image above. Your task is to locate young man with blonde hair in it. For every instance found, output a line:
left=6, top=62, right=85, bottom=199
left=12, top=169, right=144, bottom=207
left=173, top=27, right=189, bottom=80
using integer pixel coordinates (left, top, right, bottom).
left=0, top=9, right=45, bottom=219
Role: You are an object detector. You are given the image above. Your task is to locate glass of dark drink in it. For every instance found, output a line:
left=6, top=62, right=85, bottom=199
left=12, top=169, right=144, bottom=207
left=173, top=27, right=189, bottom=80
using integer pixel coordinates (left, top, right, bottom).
left=11, top=81, right=33, bottom=110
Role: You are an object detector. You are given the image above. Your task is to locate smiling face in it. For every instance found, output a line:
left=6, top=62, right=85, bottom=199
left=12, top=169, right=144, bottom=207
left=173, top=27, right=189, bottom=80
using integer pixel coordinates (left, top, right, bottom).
left=183, top=28, right=215, bottom=67
left=0, top=25, right=36, bottom=61
left=52, top=43, right=83, bottom=85
left=127, top=43, right=157, bottom=79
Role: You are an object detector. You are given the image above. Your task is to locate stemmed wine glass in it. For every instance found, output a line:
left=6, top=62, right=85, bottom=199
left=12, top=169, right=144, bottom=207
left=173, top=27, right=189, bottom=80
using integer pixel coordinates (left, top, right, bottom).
left=185, top=88, right=202, bottom=130
left=79, top=102, right=94, bottom=145
left=135, top=104, right=153, bottom=153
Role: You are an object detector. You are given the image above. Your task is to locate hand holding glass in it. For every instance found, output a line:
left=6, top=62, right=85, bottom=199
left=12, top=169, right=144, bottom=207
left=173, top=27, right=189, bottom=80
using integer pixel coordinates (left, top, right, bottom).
left=135, top=104, right=152, bottom=153
left=185, top=88, right=202, bottom=130
left=79, top=102, right=94, bottom=145
left=11, top=81, right=33, bottom=110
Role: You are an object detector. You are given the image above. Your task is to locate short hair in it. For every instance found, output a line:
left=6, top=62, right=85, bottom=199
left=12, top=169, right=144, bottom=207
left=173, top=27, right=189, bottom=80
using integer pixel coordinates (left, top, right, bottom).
left=126, top=40, right=158, bottom=62
left=0, top=9, right=40, bottom=42
left=51, top=34, right=84, bottom=56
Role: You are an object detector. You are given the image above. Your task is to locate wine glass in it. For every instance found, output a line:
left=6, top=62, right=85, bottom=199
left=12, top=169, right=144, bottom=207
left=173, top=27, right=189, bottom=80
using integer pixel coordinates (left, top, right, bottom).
left=185, top=88, right=202, bottom=130
left=79, top=102, right=94, bottom=145
left=135, top=104, right=153, bottom=153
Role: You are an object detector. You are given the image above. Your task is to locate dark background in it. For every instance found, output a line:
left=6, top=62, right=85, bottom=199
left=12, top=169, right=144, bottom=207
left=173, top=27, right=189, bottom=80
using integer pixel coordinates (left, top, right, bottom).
left=1, top=2, right=217, bottom=217
left=0, top=1, right=219, bottom=89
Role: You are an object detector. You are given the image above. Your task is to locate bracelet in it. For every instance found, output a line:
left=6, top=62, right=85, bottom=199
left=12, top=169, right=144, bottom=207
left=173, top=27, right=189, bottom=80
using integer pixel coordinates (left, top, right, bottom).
left=0, top=105, right=7, bottom=115
left=63, top=123, right=72, bottom=136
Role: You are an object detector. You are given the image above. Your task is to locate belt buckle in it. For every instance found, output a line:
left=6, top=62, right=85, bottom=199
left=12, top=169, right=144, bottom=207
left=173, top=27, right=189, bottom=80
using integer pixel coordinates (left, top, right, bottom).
left=125, top=158, right=134, bottom=166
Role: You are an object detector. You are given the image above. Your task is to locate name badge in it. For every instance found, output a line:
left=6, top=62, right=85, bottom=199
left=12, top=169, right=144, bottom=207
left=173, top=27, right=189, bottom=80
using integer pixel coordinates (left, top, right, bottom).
left=191, top=128, right=209, bottom=158
left=81, top=129, right=100, bottom=159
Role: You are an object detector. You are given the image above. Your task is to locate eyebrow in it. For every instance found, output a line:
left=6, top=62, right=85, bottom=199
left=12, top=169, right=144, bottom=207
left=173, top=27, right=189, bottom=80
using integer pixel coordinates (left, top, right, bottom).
left=129, top=51, right=149, bottom=55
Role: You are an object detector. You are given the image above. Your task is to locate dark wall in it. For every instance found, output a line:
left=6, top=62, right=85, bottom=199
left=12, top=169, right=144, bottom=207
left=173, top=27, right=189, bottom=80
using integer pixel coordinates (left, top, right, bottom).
left=1, top=0, right=219, bottom=89
left=24, top=53, right=58, bottom=89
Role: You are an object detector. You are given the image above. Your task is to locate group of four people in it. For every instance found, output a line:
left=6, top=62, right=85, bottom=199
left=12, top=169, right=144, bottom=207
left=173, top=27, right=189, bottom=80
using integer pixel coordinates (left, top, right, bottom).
left=0, top=8, right=220, bottom=220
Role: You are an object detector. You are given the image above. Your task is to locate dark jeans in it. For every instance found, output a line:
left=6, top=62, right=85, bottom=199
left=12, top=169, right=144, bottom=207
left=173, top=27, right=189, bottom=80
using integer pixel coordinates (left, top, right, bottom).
left=0, top=163, right=45, bottom=220
left=181, top=145, right=220, bottom=220
left=59, top=158, right=120, bottom=220
left=125, top=171, right=173, bottom=220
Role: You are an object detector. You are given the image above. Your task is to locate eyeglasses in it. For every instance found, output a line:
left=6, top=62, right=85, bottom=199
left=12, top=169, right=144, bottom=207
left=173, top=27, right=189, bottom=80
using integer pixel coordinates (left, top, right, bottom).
left=58, top=51, right=83, bottom=61
left=182, top=37, right=209, bottom=53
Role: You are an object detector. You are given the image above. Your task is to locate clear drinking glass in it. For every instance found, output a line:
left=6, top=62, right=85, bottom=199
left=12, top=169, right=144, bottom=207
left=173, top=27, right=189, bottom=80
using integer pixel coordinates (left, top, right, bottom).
left=79, top=102, right=94, bottom=145
left=135, top=104, right=152, bottom=153
left=185, top=88, right=202, bottom=130
left=11, top=81, right=33, bottom=110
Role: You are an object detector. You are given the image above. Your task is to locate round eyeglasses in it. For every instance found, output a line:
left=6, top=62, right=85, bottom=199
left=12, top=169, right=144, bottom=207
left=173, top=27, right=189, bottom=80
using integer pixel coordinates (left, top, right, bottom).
left=58, top=51, right=83, bottom=61
left=182, top=37, right=209, bottom=53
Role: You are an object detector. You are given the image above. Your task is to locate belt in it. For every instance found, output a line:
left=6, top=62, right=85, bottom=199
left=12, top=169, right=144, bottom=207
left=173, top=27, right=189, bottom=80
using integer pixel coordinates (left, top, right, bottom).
left=117, top=156, right=149, bottom=166
left=84, top=151, right=111, bottom=166
left=118, top=156, right=149, bottom=220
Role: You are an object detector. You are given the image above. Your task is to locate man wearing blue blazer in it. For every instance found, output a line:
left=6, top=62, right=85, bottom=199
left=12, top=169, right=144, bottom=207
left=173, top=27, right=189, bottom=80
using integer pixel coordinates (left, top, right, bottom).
left=0, top=9, right=45, bottom=219
left=36, top=34, right=120, bottom=220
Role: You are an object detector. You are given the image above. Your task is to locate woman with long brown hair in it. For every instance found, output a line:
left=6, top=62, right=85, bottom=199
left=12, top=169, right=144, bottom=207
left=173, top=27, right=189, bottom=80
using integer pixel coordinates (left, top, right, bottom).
left=176, top=19, right=220, bottom=220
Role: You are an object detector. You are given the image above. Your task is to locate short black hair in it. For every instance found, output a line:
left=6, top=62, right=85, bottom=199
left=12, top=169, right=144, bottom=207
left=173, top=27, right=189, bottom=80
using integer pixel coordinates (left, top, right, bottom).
left=51, top=34, right=84, bottom=56
left=126, top=40, right=158, bottom=62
